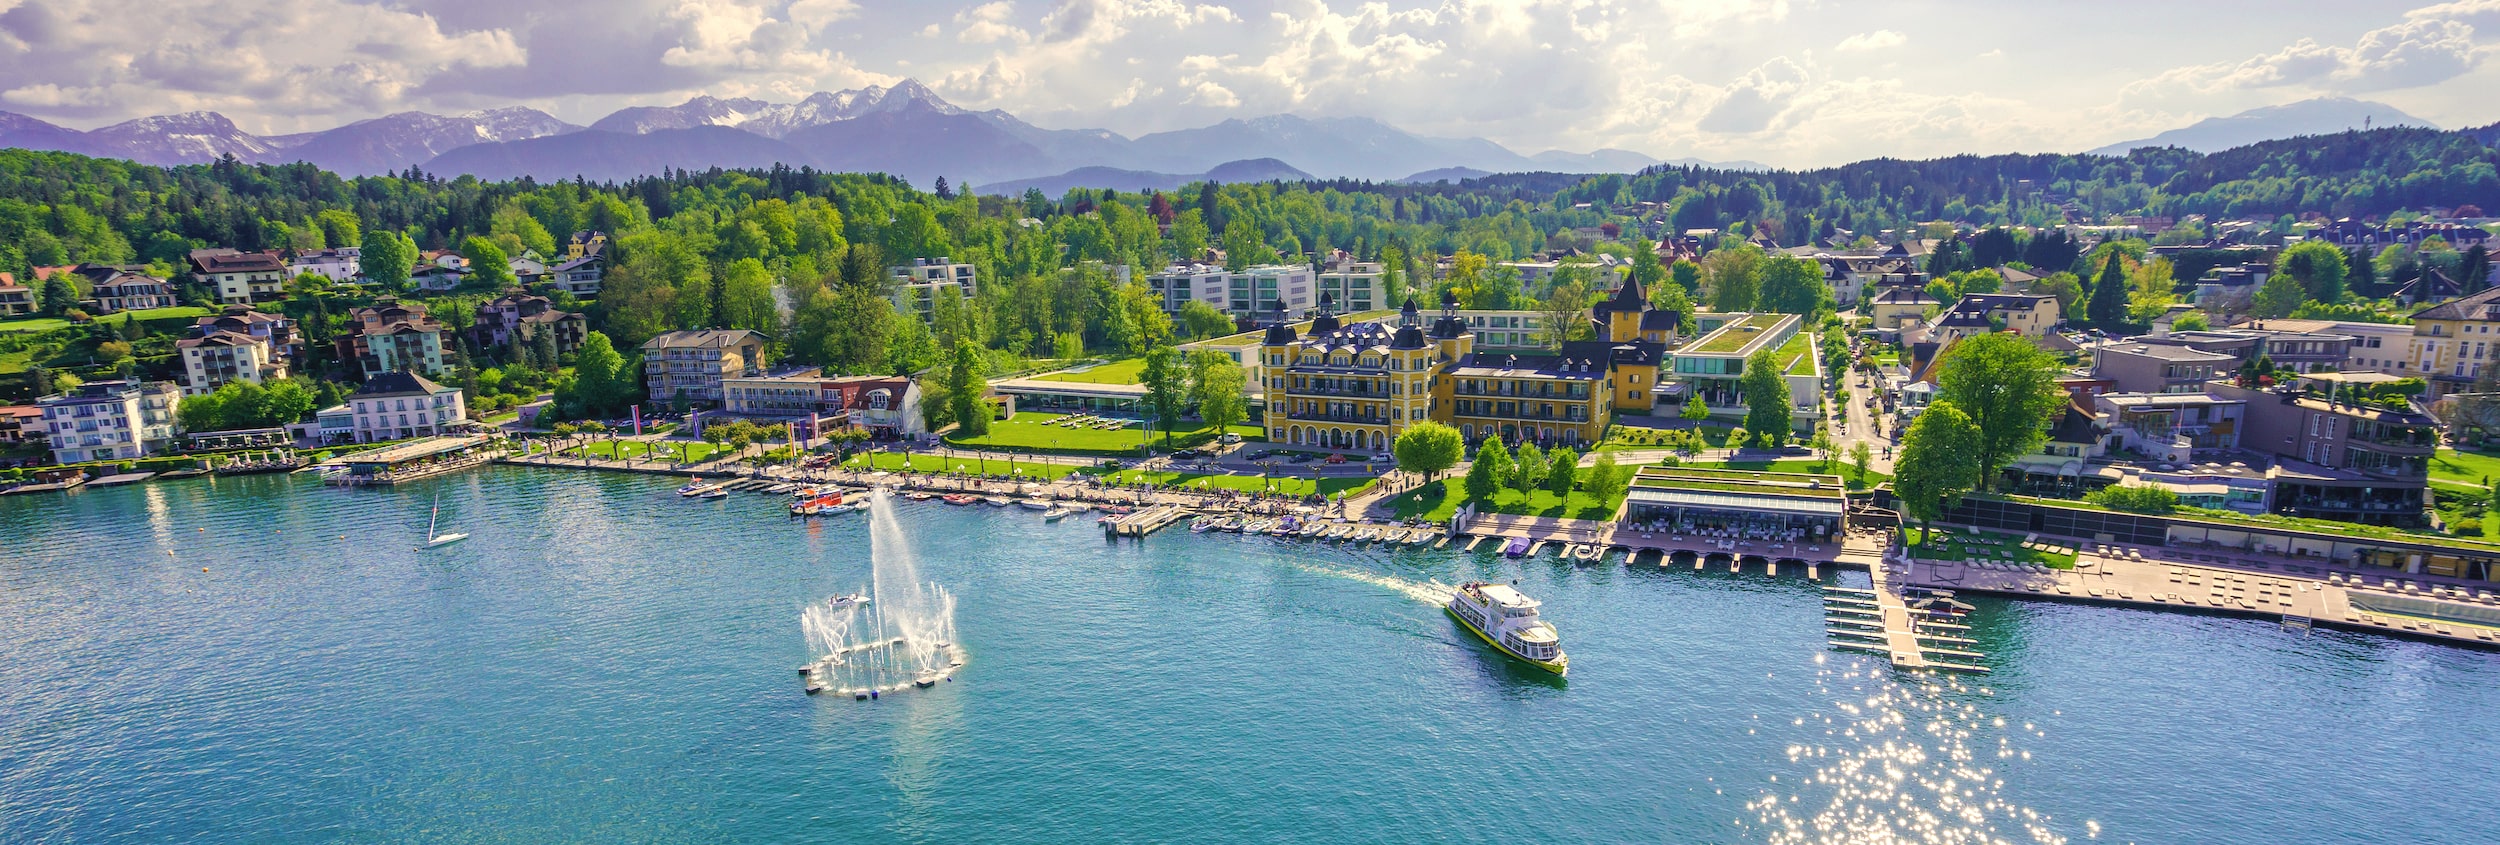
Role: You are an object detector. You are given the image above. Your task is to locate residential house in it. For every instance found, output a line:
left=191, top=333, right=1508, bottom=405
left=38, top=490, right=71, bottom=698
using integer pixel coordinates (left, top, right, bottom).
left=507, top=250, right=549, bottom=284
left=193, top=305, right=298, bottom=356
left=410, top=264, right=466, bottom=292
left=0, top=273, right=32, bottom=316
left=341, top=371, right=469, bottom=443
left=2405, top=285, right=2500, bottom=396
left=886, top=256, right=978, bottom=319
left=177, top=331, right=287, bottom=396
left=0, top=405, right=43, bottom=446
left=189, top=248, right=289, bottom=304
left=472, top=292, right=587, bottom=357
left=2231, top=318, right=2413, bottom=374
left=641, top=329, right=768, bottom=404
left=1940, top=293, right=2061, bottom=339
left=1866, top=271, right=1940, bottom=331
left=547, top=255, right=604, bottom=296
left=36, top=379, right=181, bottom=464
left=286, top=247, right=361, bottom=283
left=77, top=266, right=177, bottom=313
left=565, top=230, right=609, bottom=260
left=341, top=300, right=447, bottom=378
left=2091, top=342, right=2235, bottom=394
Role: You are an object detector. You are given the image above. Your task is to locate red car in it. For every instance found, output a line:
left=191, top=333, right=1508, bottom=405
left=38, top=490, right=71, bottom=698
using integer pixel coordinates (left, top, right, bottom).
left=1325, top=454, right=1347, bottom=464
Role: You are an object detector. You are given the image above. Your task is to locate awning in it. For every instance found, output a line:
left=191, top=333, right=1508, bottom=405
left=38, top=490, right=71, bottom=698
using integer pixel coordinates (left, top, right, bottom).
left=1626, top=487, right=1845, bottom=518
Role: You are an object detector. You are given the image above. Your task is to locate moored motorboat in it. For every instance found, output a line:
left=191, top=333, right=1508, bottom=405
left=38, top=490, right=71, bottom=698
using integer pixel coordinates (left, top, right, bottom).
left=905, top=491, right=935, bottom=501
left=698, top=487, right=729, bottom=499
left=678, top=482, right=708, bottom=497
left=1501, top=536, right=1531, bottom=558
left=1042, top=505, right=1076, bottom=521
left=1446, top=581, right=1568, bottom=675
left=1017, top=498, right=1051, bottom=511
left=941, top=493, right=978, bottom=505
left=1190, top=515, right=1221, bottom=533
left=982, top=495, right=1012, bottom=507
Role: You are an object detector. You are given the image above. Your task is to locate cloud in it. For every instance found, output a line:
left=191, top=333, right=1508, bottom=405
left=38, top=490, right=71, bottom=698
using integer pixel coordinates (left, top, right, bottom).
left=1697, top=57, right=1810, bottom=134
left=1834, top=30, right=1905, bottom=52
left=0, top=0, right=525, bottom=126
left=2134, top=9, right=2491, bottom=96
left=788, top=0, right=859, bottom=29
left=955, top=2, right=1028, bottom=44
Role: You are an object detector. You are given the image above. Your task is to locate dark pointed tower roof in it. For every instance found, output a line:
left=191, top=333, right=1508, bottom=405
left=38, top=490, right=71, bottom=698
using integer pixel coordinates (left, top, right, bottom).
left=1429, top=289, right=1468, bottom=339
left=1261, top=297, right=1298, bottom=345
left=1391, top=296, right=1426, bottom=348
left=1308, top=290, right=1341, bottom=335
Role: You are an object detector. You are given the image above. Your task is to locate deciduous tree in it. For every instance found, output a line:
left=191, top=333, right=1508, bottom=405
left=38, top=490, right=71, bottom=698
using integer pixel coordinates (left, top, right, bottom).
left=1933, top=333, right=2062, bottom=491
left=1893, top=400, right=1983, bottom=533
left=1394, top=421, right=1463, bottom=480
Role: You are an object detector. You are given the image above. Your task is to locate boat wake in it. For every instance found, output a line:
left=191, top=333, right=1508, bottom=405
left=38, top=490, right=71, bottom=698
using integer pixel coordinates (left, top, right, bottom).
left=799, top=489, right=966, bottom=698
left=1283, top=560, right=1456, bottom=607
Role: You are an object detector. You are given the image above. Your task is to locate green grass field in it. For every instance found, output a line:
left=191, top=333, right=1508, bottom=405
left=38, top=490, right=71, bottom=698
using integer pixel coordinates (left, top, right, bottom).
left=1095, top=469, right=1374, bottom=498
left=2430, top=448, right=2500, bottom=488
left=947, top=412, right=1260, bottom=455
left=0, top=306, right=210, bottom=333
left=567, top=439, right=727, bottom=464
left=1034, top=358, right=1147, bottom=385
left=843, top=450, right=1084, bottom=479
left=1903, top=526, right=2079, bottom=569
left=1385, top=476, right=1625, bottom=522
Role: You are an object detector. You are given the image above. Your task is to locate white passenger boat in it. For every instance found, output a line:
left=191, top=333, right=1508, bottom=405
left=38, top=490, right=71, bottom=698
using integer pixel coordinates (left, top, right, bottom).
left=1445, top=582, right=1568, bottom=675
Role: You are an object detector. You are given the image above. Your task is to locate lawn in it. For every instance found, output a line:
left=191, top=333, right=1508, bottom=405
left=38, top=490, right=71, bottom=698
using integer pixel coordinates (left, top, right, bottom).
left=1597, top=424, right=1736, bottom=452
left=947, top=412, right=1261, bottom=455
left=1680, top=458, right=1888, bottom=490
left=1035, top=358, right=1147, bottom=385
left=844, top=450, right=1084, bottom=479
left=1385, top=476, right=1626, bottom=522
left=0, top=306, right=210, bottom=333
left=1902, top=526, right=2079, bottom=569
left=2430, top=448, right=2500, bottom=489
left=567, top=439, right=726, bottom=464
left=1094, top=468, right=1375, bottom=498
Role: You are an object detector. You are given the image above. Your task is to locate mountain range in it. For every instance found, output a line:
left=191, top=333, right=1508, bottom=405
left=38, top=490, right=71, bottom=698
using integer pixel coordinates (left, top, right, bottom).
left=0, top=84, right=2433, bottom=191
left=0, top=79, right=1722, bottom=189
left=2087, top=97, right=2437, bottom=156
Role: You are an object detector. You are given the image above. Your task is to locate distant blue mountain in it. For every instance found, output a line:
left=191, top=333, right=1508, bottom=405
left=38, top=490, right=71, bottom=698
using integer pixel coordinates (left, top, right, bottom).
left=2089, top=97, right=2436, bottom=156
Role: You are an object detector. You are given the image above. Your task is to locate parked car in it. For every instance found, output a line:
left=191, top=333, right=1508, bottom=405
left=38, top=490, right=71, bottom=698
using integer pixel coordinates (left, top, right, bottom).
left=1218, top=433, right=1242, bottom=444
left=1100, top=459, right=1124, bottom=470
left=1779, top=444, right=1812, bottom=456
left=1325, top=454, right=1348, bottom=464
left=1369, top=452, right=1392, bottom=463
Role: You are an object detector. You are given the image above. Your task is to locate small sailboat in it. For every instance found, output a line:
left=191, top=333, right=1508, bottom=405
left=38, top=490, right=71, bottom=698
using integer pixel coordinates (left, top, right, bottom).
left=424, top=493, right=468, bottom=548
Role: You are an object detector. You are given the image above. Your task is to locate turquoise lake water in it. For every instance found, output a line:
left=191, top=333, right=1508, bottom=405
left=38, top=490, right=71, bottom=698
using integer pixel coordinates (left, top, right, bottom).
left=3, top=468, right=2497, bottom=844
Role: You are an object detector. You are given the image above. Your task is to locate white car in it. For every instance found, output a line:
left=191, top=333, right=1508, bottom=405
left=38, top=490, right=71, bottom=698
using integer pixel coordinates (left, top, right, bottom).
left=1369, top=452, right=1392, bottom=463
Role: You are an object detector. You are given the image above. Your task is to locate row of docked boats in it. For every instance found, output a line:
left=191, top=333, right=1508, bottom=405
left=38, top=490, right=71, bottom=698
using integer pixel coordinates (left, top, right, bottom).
left=1185, top=513, right=1443, bottom=546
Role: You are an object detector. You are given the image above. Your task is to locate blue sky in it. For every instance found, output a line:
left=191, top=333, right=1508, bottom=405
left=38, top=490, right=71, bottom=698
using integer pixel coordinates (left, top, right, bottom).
left=1, top=0, right=2494, bottom=167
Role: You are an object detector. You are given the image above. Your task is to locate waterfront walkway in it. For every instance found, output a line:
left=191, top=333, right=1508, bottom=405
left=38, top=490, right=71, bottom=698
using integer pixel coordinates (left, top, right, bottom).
left=1902, top=541, right=2500, bottom=650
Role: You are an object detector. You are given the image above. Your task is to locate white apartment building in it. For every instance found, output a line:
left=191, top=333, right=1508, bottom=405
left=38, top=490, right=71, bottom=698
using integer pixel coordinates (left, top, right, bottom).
left=286, top=247, right=361, bottom=283
left=341, top=371, right=468, bottom=443
left=177, top=331, right=286, bottom=396
left=1145, top=264, right=1316, bottom=319
left=887, top=257, right=978, bottom=319
left=549, top=255, right=603, bottom=296
left=1317, top=262, right=1386, bottom=313
left=38, top=380, right=181, bottom=464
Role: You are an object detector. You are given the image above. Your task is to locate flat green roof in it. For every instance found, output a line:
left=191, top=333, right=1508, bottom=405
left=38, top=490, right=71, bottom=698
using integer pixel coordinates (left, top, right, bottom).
left=1686, top=313, right=1792, bottom=356
left=1777, top=331, right=1815, bottom=376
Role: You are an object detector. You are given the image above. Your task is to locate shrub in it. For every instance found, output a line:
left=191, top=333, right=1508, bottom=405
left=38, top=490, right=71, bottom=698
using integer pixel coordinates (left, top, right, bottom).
left=2086, top=484, right=2179, bottom=514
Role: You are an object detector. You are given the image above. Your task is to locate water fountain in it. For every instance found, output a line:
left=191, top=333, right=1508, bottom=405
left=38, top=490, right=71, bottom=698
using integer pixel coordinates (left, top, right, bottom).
left=801, top=488, right=966, bottom=698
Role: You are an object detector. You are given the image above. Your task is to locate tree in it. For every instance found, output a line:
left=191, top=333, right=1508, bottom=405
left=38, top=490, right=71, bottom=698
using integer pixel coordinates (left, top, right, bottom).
left=94, top=340, right=131, bottom=363
left=2277, top=240, right=2349, bottom=304
left=1394, top=421, right=1464, bottom=480
left=719, top=258, right=778, bottom=335
left=2034, top=271, right=2085, bottom=312
left=2250, top=273, right=2308, bottom=319
left=1810, top=421, right=1834, bottom=471
left=1649, top=278, right=1692, bottom=332
left=1681, top=391, right=1710, bottom=422
left=1933, top=333, right=2063, bottom=491
left=1511, top=441, right=1548, bottom=493
left=1892, top=400, right=1983, bottom=533
left=359, top=229, right=413, bottom=290
left=1704, top=242, right=1764, bottom=312
left=1848, top=441, right=1872, bottom=485
left=1544, top=447, right=1578, bottom=496
left=2170, top=311, right=2210, bottom=332
left=1464, top=439, right=1511, bottom=501
left=944, top=340, right=990, bottom=436
left=1584, top=452, right=1626, bottom=503
left=1139, top=346, right=1187, bottom=446
left=2488, top=479, right=2500, bottom=538
left=1189, top=350, right=1247, bottom=434
left=1669, top=258, right=1702, bottom=294
left=461, top=237, right=514, bottom=289
left=1758, top=253, right=1829, bottom=316
left=1740, top=347, right=1792, bottom=447
left=37, top=273, right=77, bottom=318
left=2087, top=251, right=2128, bottom=327
left=2087, top=484, right=2180, bottom=514
left=1177, top=300, right=1232, bottom=340
left=556, top=331, right=632, bottom=420
left=1538, top=280, right=1592, bottom=348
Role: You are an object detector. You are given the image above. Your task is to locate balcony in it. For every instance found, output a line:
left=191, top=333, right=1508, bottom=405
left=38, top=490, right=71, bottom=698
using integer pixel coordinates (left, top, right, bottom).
left=1452, top=385, right=1587, bottom=400
left=1289, top=384, right=1389, bottom=399
left=1284, top=412, right=1389, bottom=425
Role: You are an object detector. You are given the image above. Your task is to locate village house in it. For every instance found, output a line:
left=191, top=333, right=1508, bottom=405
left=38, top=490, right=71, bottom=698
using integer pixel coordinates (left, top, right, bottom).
left=189, top=248, right=290, bottom=305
